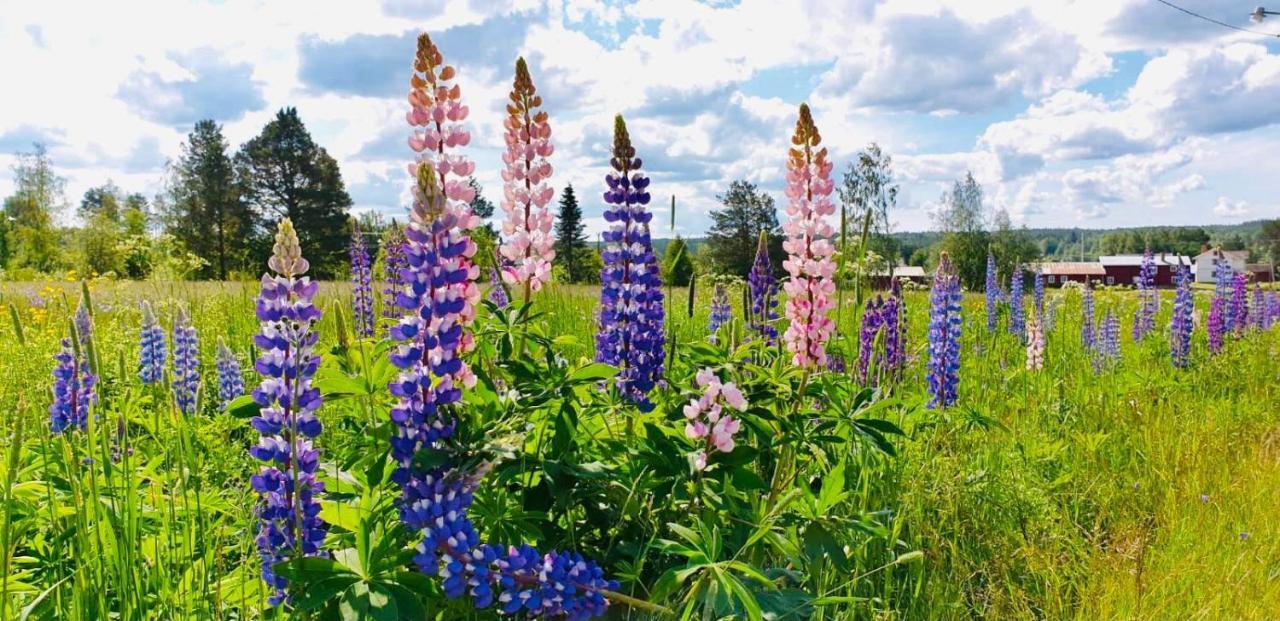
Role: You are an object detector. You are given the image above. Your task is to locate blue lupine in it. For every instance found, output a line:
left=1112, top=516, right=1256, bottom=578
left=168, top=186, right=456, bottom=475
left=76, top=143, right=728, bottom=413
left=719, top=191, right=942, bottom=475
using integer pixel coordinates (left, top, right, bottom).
left=984, top=253, right=999, bottom=331
left=215, top=339, right=244, bottom=409
left=488, top=266, right=510, bottom=309
left=1213, top=252, right=1234, bottom=332
left=595, top=115, right=665, bottom=412
left=1170, top=266, right=1194, bottom=368
left=492, top=544, right=614, bottom=621
left=1081, top=282, right=1096, bottom=352
left=382, top=223, right=409, bottom=331
left=883, top=288, right=905, bottom=375
left=74, top=302, right=93, bottom=351
left=708, top=284, right=731, bottom=343
left=1229, top=273, right=1248, bottom=335
left=50, top=337, right=95, bottom=434
left=1095, top=309, right=1120, bottom=372
left=139, top=301, right=166, bottom=385
left=1207, top=296, right=1225, bottom=355
left=1266, top=292, right=1280, bottom=330
left=249, top=219, right=327, bottom=606
left=857, top=296, right=883, bottom=385
left=1253, top=283, right=1266, bottom=331
left=172, top=307, right=200, bottom=415
left=1009, top=266, right=1025, bottom=341
left=350, top=221, right=376, bottom=337
left=747, top=231, right=779, bottom=343
left=1133, top=248, right=1158, bottom=341
left=1033, top=270, right=1044, bottom=319
left=926, top=253, right=962, bottom=409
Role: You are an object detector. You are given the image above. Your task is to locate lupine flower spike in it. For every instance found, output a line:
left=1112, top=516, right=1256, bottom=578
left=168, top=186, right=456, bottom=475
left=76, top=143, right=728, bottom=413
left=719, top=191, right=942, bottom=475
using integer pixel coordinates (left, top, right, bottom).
left=1229, top=273, right=1248, bottom=335
left=683, top=368, right=747, bottom=471
left=498, top=58, right=556, bottom=293
left=1207, top=296, right=1225, bottom=355
left=350, top=220, right=375, bottom=337
left=1252, top=283, right=1265, bottom=331
left=1133, top=248, right=1157, bottom=341
left=1081, top=281, right=1096, bottom=352
left=139, top=301, right=166, bottom=384
left=747, top=231, right=779, bottom=342
left=1170, top=266, right=1194, bottom=368
left=1213, top=251, right=1234, bottom=332
left=1094, top=309, right=1120, bottom=372
left=708, top=284, right=731, bottom=343
left=596, top=115, right=665, bottom=411
left=488, top=266, right=510, bottom=309
left=50, top=336, right=96, bottom=434
left=216, top=339, right=244, bottom=409
left=1026, top=313, right=1045, bottom=371
left=1033, top=270, right=1044, bottom=319
left=382, top=223, right=409, bottom=331
left=857, top=296, right=884, bottom=385
left=249, top=219, right=328, bottom=605
left=926, top=252, right=962, bottom=409
left=781, top=104, right=836, bottom=368
left=172, top=307, right=200, bottom=415
left=985, top=253, right=999, bottom=331
left=882, top=284, right=905, bottom=375
left=1009, top=266, right=1025, bottom=341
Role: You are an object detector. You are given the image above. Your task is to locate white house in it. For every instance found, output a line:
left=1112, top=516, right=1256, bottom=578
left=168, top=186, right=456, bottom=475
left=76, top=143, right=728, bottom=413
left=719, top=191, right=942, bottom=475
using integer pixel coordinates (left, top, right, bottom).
left=1194, top=249, right=1248, bottom=284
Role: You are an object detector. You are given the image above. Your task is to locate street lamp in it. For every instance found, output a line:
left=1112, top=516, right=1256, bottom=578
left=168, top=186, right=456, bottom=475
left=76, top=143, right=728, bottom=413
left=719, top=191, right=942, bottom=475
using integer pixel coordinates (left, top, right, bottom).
left=1251, top=6, right=1280, bottom=22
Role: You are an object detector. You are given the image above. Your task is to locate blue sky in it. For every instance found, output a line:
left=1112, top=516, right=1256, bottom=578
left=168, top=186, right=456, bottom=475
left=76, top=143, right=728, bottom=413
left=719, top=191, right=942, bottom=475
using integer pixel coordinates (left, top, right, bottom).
left=2, top=0, right=1279, bottom=236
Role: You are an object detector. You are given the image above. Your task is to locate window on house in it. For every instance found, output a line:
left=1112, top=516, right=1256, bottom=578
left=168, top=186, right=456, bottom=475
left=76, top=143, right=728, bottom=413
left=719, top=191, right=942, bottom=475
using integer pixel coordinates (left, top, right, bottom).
left=1106, top=276, right=1115, bottom=285
left=1047, top=275, right=1056, bottom=283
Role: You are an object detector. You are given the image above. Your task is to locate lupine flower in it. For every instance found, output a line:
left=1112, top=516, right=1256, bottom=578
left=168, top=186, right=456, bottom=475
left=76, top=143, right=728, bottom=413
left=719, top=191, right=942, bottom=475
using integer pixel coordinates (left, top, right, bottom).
left=781, top=104, right=836, bottom=368
left=498, top=57, right=556, bottom=293
left=1213, top=252, right=1234, bottom=332
left=74, top=302, right=93, bottom=351
left=1207, top=296, right=1225, bottom=355
left=985, top=253, right=999, bottom=331
left=382, top=223, right=409, bottom=329
left=139, top=301, right=166, bottom=385
left=683, top=368, right=747, bottom=471
left=349, top=221, right=375, bottom=337
left=747, top=231, right=779, bottom=342
left=172, top=307, right=200, bottom=415
left=1094, top=309, right=1120, bottom=372
left=1081, top=282, right=1096, bottom=352
left=487, top=266, right=510, bottom=309
left=1033, top=270, right=1044, bottom=319
left=215, top=339, right=244, bottom=409
left=926, top=252, right=962, bottom=409
left=857, top=296, right=884, bottom=385
left=1009, top=266, right=1025, bottom=341
left=708, top=284, right=731, bottom=343
left=1170, top=266, right=1194, bottom=368
left=50, top=337, right=95, bottom=434
left=1133, top=248, right=1158, bottom=341
left=1252, top=283, right=1265, bottom=331
left=826, top=351, right=847, bottom=373
left=596, top=115, right=665, bottom=411
left=1026, top=313, right=1044, bottom=371
left=1229, top=273, right=1248, bottom=335
left=882, top=287, right=905, bottom=374
left=1266, top=292, right=1280, bottom=330
left=249, top=219, right=328, bottom=606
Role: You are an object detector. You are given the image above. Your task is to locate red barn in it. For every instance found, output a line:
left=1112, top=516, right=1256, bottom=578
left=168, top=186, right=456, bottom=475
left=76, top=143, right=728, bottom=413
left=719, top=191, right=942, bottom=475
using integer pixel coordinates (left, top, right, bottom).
left=1036, top=262, right=1105, bottom=286
left=1099, top=254, right=1190, bottom=288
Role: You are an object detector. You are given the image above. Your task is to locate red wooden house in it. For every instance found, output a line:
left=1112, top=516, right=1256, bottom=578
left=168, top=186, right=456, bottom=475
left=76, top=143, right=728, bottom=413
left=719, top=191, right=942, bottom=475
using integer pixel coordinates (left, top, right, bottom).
left=1035, top=262, right=1105, bottom=286
left=1098, top=254, right=1190, bottom=288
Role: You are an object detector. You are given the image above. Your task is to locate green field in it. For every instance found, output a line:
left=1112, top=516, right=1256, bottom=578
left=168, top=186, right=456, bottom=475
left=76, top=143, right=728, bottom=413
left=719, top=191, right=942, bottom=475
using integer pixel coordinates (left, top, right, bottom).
left=1, top=279, right=1277, bottom=620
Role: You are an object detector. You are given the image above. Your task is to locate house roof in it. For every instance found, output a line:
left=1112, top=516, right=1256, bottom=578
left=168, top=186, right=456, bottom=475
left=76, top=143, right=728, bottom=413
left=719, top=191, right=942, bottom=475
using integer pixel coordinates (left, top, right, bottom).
left=1099, top=254, right=1191, bottom=267
left=1035, top=262, right=1106, bottom=276
left=1193, top=249, right=1249, bottom=260
left=1246, top=263, right=1274, bottom=272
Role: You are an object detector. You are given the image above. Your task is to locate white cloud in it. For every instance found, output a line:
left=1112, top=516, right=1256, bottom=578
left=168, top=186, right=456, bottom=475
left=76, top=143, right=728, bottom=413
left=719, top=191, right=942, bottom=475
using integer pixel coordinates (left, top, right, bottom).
left=1213, top=196, right=1250, bottom=218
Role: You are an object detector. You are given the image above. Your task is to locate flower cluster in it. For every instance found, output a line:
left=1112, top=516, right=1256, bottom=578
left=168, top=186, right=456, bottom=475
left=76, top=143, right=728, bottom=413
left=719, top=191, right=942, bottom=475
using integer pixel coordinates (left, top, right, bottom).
left=1207, top=296, right=1225, bottom=355
left=172, top=307, right=200, bottom=415
left=1265, top=292, right=1280, bottom=330
left=1081, top=282, right=1096, bottom=352
left=1094, top=309, right=1119, bottom=372
left=1026, top=313, right=1045, bottom=371
left=1033, top=270, right=1044, bottom=319
left=139, top=301, right=166, bottom=385
left=857, top=294, right=903, bottom=386
left=488, top=266, right=510, bottom=309
left=1252, top=283, right=1266, bottom=331
left=1133, top=248, right=1157, bottom=341
left=1009, top=266, right=1025, bottom=341
left=350, top=221, right=376, bottom=338
left=1170, top=266, right=1194, bottom=368
left=708, top=284, right=731, bottom=343
left=985, top=253, right=999, bottom=332
left=781, top=105, right=836, bottom=368
left=747, top=231, right=779, bottom=343
left=595, top=115, right=664, bottom=411
left=1229, top=273, right=1248, bottom=335
left=926, top=252, right=962, bottom=409
left=1213, top=252, right=1235, bottom=332
left=216, top=339, right=244, bottom=409
left=249, top=219, right=328, bottom=605
left=74, top=302, right=94, bottom=352
left=382, top=224, right=409, bottom=330
left=498, top=57, right=556, bottom=292
left=682, top=368, right=747, bottom=471
left=50, top=337, right=96, bottom=434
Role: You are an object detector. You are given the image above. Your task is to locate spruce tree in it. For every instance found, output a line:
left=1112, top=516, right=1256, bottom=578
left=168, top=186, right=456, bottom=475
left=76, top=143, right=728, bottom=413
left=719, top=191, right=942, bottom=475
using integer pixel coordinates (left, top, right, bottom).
left=705, top=180, right=782, bottom=277
left=165, top=120, right=253, bottom=279
left=554, top=183, right=588, bottom=282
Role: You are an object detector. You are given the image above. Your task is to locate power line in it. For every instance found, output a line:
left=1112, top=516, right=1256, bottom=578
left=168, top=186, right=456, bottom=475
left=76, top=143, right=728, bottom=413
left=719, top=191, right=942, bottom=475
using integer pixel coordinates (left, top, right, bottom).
left=1153, top=0, right=1280, bottom=38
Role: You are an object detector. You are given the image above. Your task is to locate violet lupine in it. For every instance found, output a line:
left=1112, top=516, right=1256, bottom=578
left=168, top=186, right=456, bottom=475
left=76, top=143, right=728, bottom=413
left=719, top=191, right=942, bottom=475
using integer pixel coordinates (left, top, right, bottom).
left=596, top=115, right=665, bottom=412
left=1252, top=284, right=1266, bottom=331
left=1045, top=296, right=1061, bottom=333
left=708, top=284, right=731, bottom=343
left=215, top=339, right=244, bottom=409
left=1133, top=248, right=1157, bottom=341
left=882, top=288, right=905, bottom=375
left=250, top=220, right=327, bottom=606
left=172, top=307, right=200, bottom=415
left=857, top=296, right=884, bottom=385
left=382, top=223, right=409, bottom=330
left=781, top=104, right=836, bottom=368
left=1207, top=296, right=1225, bottom=355
left=1026, top=313, right=1045, bottom=371
left=1081, top=282, right=1096, bottom=352
left=349, top=221, right=375, bottom=338
left=1009, top=266, right=1025, bottom=341
left=74, top=302, right=93, bottom=351
left=139, top=301, right=166, bottom=385
left=1170, top=266, right=1194, bottom=368
left=1095, top=309, right=1120, bottom=371
left=747, top=231, right=779, bottom=342
left=50, top=337, right=95, bottom=434
left=1033, top=270, right=1044, bottom=319
left=1266, top=292, right=1280, bottom=330
left=926, top=252, right=962, bottom=409
left=1213, top=252, right=1234, bottom=332
left=985, top=253, right=999, bottom=331
left=683, top=368, right=747, bottom=471
left=1229, top=273, right=1248, bottom=335
left=487, top=266, right=510, bottom=309
left=498, top=57, right=556, bottom=293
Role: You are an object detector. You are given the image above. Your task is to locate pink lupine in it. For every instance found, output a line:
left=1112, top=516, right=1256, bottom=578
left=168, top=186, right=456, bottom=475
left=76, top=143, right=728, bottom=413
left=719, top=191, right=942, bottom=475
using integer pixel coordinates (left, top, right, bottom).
left=498, top=58, right=556, bottom=293
left=683, top=368, right=747, bottom=471
left=781, top=104, right=836, bottom=368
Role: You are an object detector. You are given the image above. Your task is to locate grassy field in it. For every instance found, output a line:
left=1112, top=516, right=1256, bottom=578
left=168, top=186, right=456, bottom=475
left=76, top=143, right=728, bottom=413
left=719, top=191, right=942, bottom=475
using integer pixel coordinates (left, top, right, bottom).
left=0, top=278, right=1277, bottom=620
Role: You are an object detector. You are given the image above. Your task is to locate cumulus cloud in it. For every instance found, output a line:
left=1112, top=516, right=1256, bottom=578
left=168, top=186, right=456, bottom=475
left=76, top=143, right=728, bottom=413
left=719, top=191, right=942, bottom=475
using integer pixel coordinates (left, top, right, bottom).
left=1212, top=196, right=1250, bottom=218
left=117, top=49, right=267, bottom=127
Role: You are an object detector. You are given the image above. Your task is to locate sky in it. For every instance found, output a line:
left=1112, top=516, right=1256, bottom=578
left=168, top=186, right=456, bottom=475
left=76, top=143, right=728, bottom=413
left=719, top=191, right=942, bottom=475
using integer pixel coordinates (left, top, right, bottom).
left=2, top=0, right=1279, bottom=237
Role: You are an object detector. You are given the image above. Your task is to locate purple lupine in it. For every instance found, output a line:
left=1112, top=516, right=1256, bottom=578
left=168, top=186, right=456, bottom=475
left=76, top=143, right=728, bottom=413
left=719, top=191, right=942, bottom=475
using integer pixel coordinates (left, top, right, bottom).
left=1170, top=266, right=1194, bottom=368
left=349, top=221, right=375, bottom=338
left=1252, top=283, right=1265, bottom=331
left=1133, top=248, right=1158, bottom=342
left=747, top=231, right=779, bottom=343
left=984, top=253, right=999, bottom=332
left=1033, top=270, right=1044, bottom=319
left=487, top=266, right=509, bottom=309
left=596, top=115, right=665, bottom=412
left=74, top=302, right=93, bottom=351
left=139, top=301, right=166, bottom=385
left=1213, top=252, right=1234, bottom=332
left=1266, top=292, right=1280, bottom=330
left=883, top=283, right=905, bottom=374
left=249, top=219, right=327, bottom=606
left=857, top=296, right=884, bottom=385
left=826, top=351, right=847, bottom=373
left=50, top=337, right=95, bottom=434
left=1045, top=296, right=1060, bottom=333
left=1095, top=309, right=1120, bottom=372
left=382, top=223, right=409, bottom=330
left=1229, top=273, right=1248, bottom=335
left=1207, top=296, right=1225, bottom=355
left=926, top=252, right=962, bottom=409
left=1009, top=266, right=1025, bottom=341
left=172, top=307, right=200, bottom=415
left=215, top=339, right=244, bottom=409
left=708, top=284, right=731, bottom=343
left=1081, top=281, right=1096, bottom=352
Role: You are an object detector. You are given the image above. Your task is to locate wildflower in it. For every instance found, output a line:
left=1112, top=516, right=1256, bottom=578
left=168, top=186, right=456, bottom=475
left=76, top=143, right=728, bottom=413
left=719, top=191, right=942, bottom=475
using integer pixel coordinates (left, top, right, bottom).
left=747, top=231, right=779, bottom=342
left=74, top=302, right=93, bottom=351
left=984, top=253, right=999, bottom=332
left=1009, top=266, right=1025, bottom=341
left=172, top=307, right=200, bottom=415
left=1252, top=283, right=1265, bottom=331
left=708, top=284, right=731, bottom=343
left=215, top=339, right=244, bottom=409
left=1207, top=296, right=1225, bottom=355
left=826, top=351, right=847, bottom=373
left=682, top=368, right=747, bottom=471
left=487, top=266, right=510, bottom=309
left=595, top=115, right=664, bottom=411
left=350, top=221, right=375, bottom=337
left=139, top=301, right=166, bottom=384
left=1081, top=282, right=1096, bottom=351
left=382, top=223, right=409, bottom=330
left=781, top=103, right=836, bottom=368
left=1045, top=295, right=1061, bottom=333
left=1033, top=270, right=1044, bottom=319
left=1133, top=248, right=1157, bottom=341
left=1213, top=251, right=1234, bottom=331
left=1026, top=313, right=1044, bottom=371
left=1094, top=309, right=1120, bottom=372
left=882, top=287, right=905, bottom=375
left=50, top=337, right=95, bottom=433
left=857, top=296, right=884, bottom=385
left=1229, top=273, right=1248, bottom=335
left=1170, top=266, right=1194, bottom=368
left=249, top=219, right=327, bottom=606
left=498, top=57, right=556, bottom=293
left=926, top=252, right=962, bottom=409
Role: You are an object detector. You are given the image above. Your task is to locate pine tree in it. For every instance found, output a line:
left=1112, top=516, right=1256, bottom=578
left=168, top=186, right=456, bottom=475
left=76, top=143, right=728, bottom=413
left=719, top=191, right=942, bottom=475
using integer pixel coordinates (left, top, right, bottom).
left=705, top=180, right=782, bottom=277
left=554, top=183, right=589, bottom=282
left=165, top=120, right=253, bottom=279
left=235, top=108, right=352, bottom=278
